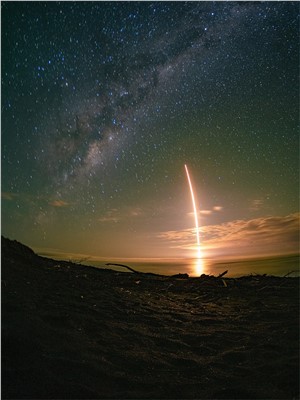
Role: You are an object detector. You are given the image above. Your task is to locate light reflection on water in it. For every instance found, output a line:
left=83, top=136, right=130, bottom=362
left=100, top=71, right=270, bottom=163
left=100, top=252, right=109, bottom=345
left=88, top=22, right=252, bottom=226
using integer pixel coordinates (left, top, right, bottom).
left=88, top=254, right=299, bottom=277
left=194, top=257, right=205, bottom=276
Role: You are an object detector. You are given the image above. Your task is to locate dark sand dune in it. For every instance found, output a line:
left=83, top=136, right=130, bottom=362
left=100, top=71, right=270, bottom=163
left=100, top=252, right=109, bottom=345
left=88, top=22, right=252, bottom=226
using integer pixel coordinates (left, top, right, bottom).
left=2, top=236, right=299, bottom=399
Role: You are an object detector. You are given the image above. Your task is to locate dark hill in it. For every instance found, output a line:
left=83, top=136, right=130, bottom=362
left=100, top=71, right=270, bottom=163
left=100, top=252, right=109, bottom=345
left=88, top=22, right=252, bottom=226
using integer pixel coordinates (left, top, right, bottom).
left=2, top=236, right=36, bottom=259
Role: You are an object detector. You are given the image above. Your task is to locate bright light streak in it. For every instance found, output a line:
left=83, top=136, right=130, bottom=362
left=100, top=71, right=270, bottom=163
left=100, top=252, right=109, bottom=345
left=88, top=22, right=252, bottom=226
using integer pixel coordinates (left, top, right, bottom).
left=184, top=164, right=201, bottom=258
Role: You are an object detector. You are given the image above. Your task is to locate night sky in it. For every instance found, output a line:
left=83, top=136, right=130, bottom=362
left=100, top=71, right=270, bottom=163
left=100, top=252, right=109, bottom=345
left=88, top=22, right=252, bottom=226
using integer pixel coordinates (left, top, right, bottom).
left=2, top=2, right=299, bottom=261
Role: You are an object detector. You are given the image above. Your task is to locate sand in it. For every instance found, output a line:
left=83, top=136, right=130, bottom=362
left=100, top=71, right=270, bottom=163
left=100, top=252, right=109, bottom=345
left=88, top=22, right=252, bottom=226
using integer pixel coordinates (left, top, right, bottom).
left=2, top=236, right=299, bottom=399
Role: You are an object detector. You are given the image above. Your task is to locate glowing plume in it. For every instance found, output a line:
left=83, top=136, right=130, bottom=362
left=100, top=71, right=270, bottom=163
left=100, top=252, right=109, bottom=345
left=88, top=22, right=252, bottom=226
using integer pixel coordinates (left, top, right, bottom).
left=184, top=164, right=201, bottom=257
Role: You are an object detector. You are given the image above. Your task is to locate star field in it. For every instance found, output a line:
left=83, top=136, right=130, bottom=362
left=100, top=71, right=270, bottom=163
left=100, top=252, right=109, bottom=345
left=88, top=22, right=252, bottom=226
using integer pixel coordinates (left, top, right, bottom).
left=2, top=2, right=299, bottom=259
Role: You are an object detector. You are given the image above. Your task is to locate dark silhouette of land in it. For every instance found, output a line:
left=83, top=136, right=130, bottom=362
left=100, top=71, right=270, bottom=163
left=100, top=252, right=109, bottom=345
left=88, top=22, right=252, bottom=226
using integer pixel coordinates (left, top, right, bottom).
left=2, top=236, right=299, bottom=399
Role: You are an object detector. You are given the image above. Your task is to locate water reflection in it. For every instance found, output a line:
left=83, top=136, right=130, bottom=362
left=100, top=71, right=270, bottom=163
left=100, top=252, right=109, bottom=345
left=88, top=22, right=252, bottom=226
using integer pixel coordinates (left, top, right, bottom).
left=194, top=257, right=206, bottom=276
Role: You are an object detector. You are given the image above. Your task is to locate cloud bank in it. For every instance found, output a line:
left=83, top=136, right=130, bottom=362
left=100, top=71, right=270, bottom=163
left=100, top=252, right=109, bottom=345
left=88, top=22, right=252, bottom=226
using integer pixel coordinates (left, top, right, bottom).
left=158, top=213, right=299, bottom=258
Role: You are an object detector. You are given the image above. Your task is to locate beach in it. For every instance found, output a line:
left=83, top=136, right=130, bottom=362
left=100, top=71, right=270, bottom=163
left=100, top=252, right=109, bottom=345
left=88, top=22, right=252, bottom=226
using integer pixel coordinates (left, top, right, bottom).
left=2, top=237, right=299, bottom=399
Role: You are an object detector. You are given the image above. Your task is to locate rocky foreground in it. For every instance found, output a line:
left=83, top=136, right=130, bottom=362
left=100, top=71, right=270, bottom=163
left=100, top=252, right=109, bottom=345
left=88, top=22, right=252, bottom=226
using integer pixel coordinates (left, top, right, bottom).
left=2, top=236, right=299, bottom=399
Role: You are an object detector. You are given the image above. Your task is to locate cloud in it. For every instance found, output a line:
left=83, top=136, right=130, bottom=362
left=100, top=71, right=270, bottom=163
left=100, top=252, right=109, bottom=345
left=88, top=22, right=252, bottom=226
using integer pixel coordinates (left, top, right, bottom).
left=202, top=213, right=299, bottom=244
left=98, top=207, right=144, bottom=223
left=213, top=206, right=223, bottom=212
left=98, top=208, right=120, bottom=223
left=49, top=200, right=70, bottom=207
left=249, top=198, right=264, bottom=211
left=200, top=210, right=212, bottom=215
left=129, top=208, right=144, bottom=217
left=1, top=192, right=18, bottom=200
left=158, top=213, right=299, bottom=257
left=187, top=205, right=223, bottom=219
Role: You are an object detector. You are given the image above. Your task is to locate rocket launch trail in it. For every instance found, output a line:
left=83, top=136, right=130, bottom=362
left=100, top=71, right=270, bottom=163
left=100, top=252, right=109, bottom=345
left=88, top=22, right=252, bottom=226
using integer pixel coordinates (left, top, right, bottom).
left=184, top=164, right=201, bottom=257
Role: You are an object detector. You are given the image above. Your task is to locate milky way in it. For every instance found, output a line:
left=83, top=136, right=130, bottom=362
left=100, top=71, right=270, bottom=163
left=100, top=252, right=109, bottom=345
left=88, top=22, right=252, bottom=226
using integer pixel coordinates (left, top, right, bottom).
left=2, top=2, right=299, bottom=258
left=35, top=2, right=258, bottom=191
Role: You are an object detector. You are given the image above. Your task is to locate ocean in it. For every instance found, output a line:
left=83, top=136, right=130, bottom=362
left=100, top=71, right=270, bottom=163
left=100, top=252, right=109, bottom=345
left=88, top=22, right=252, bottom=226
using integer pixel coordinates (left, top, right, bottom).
left=86, top=254, right=299, bottom=278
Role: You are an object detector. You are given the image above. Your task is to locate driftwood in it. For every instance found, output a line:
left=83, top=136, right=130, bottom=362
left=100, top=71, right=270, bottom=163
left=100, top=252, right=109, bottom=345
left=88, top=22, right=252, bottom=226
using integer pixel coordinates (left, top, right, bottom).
left=105, top=264, right=184, bottom=278
left=105, top=264, right=230, bottom=284
left=105, top=263, right=140, bottom=273
left=283, top=270, right=298, bottom=278
left=170, top=273, right=189, bottom=279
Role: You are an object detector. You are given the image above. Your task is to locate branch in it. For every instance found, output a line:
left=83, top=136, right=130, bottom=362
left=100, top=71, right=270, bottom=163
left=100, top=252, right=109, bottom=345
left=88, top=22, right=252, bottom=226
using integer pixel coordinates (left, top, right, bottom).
left=283, top=270, right=298, bottom=277
left=217, top=270, right=228, bottom=278
left=105, top=263, right=140, bottom=274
